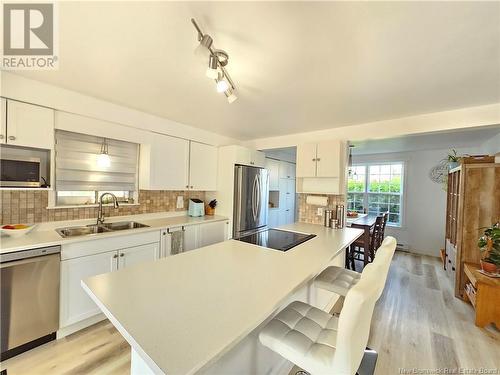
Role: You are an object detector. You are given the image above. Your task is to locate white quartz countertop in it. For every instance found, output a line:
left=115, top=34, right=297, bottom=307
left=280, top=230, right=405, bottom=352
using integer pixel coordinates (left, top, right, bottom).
left=0, top=212, right=228, bottom=254
left=82, top=223, right=363, bottom=375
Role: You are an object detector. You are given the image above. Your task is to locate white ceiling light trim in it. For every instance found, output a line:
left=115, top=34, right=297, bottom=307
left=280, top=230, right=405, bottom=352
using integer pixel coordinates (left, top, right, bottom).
left=191, top=18, right=238, bottom=104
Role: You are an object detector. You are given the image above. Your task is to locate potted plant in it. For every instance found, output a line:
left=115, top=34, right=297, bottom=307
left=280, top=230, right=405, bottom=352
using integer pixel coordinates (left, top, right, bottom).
left=447, top=149, right=461, bottom=170
left=478, top=222, right=500, bottom=274
left=205, top=199, right=217, bottom=216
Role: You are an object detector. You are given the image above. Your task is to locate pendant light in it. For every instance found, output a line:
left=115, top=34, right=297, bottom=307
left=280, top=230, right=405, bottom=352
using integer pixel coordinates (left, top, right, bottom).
left=97, top=137, right=111, bottom=168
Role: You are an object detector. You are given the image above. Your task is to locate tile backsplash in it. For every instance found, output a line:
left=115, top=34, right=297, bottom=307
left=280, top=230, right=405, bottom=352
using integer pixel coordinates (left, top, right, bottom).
left=0, top=190, right=205, bottom=225
left=297, top=193, right=345, bottom=225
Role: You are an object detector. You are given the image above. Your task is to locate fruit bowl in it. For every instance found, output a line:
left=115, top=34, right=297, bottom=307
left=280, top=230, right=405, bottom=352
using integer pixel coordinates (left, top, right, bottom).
left=1, top=224, right=37, bottom=238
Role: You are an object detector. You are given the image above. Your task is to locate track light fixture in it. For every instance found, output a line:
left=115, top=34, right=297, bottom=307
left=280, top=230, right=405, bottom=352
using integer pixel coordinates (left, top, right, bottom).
left=191, top=18, right=237, bottom=103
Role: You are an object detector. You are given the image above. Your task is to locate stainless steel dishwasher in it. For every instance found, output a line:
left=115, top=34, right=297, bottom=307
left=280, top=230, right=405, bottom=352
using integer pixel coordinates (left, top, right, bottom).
left=0, top=245, right=60, bottom=360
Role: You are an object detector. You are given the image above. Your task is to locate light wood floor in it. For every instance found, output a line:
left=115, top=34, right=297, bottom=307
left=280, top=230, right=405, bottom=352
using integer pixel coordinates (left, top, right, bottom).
left=2, top=252, right=499, bottom=375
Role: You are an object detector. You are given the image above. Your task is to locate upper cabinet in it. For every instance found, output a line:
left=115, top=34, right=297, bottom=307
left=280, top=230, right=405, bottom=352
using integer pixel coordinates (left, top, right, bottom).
left=189, top=141, right=218, bottom=191
left=296, top=140, right=347, bottom=194
left=234, top=145, right=265, bottom=167
left=3, top=100, right=54, bottom=149
left=296, top=141, right=342, bottom=178
left=140, top=135, right=218, bottom=191
left=266, top=158, right=280, bottom=190
left=278, top=161, right=296, bottom=179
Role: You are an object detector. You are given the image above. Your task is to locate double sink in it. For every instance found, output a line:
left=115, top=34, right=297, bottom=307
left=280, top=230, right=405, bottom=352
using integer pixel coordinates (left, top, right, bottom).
left=56, top=221, right=149, bottom=238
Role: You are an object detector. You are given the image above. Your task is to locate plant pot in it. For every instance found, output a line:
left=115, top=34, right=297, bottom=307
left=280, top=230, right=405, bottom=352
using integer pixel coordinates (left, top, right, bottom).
left=205, top=206, right=215, bottom=216
left=448, top=161, right=460, bottom=170
left=480, top=260, right=498, bottom=274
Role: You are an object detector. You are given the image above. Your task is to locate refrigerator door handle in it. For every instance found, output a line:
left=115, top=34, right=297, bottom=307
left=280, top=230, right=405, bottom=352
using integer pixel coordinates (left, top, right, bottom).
left=255, top=173, right=261, bottom=221
left=252, top=174, right=258, bottom=221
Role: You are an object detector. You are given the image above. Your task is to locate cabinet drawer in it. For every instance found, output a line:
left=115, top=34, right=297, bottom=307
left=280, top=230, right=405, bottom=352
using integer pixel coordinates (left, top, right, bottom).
left=62, top=230, right=161, bottom=260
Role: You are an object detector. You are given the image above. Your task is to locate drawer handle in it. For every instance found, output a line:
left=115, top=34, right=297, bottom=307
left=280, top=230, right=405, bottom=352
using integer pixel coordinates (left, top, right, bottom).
left=8, top=135, right=16, bottom=141
left=0, top=134, right=4, bottom=139
left=113, top=254, right=118, bottom=258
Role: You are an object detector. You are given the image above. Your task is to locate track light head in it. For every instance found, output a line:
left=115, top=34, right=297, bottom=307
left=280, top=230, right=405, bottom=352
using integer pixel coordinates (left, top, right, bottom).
left=206, top=54, right=219, bottom=79
left=224, top=88, right=238, bottom=103
left=216, top=79, right=229, bottom=93
left=194, top=34, right=213, bottom=58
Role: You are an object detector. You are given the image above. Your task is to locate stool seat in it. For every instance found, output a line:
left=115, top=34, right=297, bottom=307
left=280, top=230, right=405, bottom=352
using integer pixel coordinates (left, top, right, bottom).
left=314, top=267, right=361, bottom=296
left=259, top=301, right=339, bottom=374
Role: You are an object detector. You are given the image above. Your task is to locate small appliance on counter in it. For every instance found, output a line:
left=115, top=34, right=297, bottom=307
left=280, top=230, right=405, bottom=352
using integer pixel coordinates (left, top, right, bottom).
left=188, top=199, right=205, bottom=217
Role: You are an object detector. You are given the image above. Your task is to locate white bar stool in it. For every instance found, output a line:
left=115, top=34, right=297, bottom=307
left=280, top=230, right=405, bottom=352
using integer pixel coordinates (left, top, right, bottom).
left=314, top=236, right=397, bottom=297
left=259, top=262, right=384, bottom=375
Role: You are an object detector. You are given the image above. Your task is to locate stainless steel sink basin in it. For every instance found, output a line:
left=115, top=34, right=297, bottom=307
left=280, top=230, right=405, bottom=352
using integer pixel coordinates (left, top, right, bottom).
left=56, top=221, right=149, bottom=238
left=56, top=225, right=111, bottom=238
left=102, top=221, right=149, bottom=231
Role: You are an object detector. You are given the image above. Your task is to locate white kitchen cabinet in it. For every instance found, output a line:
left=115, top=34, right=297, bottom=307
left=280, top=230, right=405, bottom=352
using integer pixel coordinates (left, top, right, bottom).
left=0, top=98, right=6, bottom=144
left=266, top=158, right=280, bottom=190
left=198, top=220, right=228, bottom=247
left=279, top=161, right=296, bottom=179
left=140, top=134, right=190, bottom=190
left=60, top=250, right=117, bottom=329
left=268, top=208, right=279, bottom=228
left=5, top=100, right=54, bottom=149
left=232, top=145, right=265, bottom=167
left=278, top=179, right=296, bottom=226
left=296, top=143, right=318, bottom=177
left=183, top=224, right=199, bottom=251
left=189, top=141, right=218, bottom=191
left=118, top=242, right=159, bottom=269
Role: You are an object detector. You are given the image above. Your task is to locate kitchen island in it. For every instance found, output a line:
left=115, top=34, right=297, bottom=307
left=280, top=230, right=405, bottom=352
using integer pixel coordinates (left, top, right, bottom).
left=82, top=223, right=363, bottom=375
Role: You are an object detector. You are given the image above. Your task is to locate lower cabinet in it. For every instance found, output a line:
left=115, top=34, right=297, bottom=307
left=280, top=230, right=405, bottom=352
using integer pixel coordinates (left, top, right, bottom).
left=118, top=242, right=159, bottom=269
left=60, top=250, right=117, bottom=329
left=198, top=220, right=228, bottom=248
left=59, top=232, right=161, bottom=337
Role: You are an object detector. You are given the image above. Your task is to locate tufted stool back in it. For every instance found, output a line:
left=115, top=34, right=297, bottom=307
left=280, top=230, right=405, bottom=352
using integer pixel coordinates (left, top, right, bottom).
left=371, top=236, right=397, bottom=299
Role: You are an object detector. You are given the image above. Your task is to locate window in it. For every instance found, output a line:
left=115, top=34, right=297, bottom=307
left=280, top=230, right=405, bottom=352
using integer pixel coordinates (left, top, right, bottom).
left=55, top=130, right=138, bottom=206
left=347, top=162, right=404, bottom=226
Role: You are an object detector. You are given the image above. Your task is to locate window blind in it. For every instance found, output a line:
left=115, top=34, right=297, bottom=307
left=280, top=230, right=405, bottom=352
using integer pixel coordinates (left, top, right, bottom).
left=55, top=130, right=138, bottom=191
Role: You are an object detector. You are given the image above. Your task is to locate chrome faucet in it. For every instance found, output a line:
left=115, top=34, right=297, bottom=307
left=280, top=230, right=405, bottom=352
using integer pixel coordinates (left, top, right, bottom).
left=97, top=192, right=119, bottom=225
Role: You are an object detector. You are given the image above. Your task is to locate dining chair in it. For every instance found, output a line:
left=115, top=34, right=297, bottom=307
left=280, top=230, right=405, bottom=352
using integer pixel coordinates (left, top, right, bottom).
left=347, top=215, right=384, bottom=270
left=259, top=262, right=385, bottom=375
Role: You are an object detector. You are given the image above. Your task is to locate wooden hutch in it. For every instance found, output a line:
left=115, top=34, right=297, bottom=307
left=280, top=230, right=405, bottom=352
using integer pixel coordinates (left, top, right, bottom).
left=444, top=157, right=500, bottom=327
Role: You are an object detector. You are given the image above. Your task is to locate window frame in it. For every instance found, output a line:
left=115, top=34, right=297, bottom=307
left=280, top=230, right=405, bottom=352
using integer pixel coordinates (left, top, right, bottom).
left=347, top=161, right=406, bottom=228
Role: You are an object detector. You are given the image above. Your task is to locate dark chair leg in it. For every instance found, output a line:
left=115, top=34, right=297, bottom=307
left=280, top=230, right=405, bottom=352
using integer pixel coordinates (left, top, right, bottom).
left=345, top=247, right=350, bottom=269
left=356, top=348, right=378, bottom=375
left=349, top=245, right=356, bottom=271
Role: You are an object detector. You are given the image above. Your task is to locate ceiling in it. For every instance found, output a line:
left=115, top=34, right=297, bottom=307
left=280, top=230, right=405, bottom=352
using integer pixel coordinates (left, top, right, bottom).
left=352, top=125, right=500, bottom=155
left=15, top=2, right=500, bottom=140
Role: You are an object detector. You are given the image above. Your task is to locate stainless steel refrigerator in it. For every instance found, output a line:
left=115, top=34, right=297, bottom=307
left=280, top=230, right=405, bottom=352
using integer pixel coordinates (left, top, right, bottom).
left=233, top=164, right=269, bottom=239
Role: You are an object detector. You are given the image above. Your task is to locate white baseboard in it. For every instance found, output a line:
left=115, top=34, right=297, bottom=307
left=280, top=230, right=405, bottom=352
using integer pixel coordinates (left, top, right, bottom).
left=56, top=313, right=106, bottom=339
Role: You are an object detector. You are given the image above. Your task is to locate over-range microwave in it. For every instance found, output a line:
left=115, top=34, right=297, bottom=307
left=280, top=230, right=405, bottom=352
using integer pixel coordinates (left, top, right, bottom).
left=0, top=156, right=41, bottom=187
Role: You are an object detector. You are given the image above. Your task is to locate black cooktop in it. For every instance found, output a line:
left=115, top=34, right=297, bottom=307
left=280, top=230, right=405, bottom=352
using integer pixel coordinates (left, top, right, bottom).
left=237, top=229, right=316, bottom=252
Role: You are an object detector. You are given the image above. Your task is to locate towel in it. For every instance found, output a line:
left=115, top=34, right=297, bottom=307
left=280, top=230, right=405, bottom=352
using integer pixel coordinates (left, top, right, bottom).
left=170, top=229, right=184, bottom=255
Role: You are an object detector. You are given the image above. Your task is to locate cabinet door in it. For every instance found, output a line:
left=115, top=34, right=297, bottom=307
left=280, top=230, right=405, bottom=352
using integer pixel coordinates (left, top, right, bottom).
left=118, top=242, right=159, bottom=269
left=60, top=251, right=117, bottom=328
left=198, top=221, right=227, bottom=248
left=251, top=151, right=266, bottom=167
left=316, top=140, right=340, bottom=177
left=0, top=98, right=6, bottom=144
left=287, top=163, right=296, bottom=179
left=189, top=142, right=218, bottom=191
left=151, top=134, right=189, bottom=190
left=279, top=161, right=296, bottom=179
left=296, top=143, right=317, bottom=177
left=6, top=100, right=54, bottom=149
left=268, top=209, right=279, bottom=228
left=235, top=146, right=252, bottom=165
left=183, top=225, right=199, bottom=251
left=266, top=158, right=280, bottom=190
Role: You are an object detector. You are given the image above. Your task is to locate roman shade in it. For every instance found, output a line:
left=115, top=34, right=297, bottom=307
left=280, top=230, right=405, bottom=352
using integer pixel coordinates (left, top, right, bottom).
left=55, top=130, right=138, bottom=191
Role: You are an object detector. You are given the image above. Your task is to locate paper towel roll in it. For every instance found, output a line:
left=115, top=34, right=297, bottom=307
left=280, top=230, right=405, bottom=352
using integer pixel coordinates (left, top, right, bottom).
left=306, top=195, right=328, bottom=206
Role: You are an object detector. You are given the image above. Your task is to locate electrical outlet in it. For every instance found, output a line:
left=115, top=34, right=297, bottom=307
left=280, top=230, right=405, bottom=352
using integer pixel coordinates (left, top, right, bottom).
left=176, top=196, right=184, bottom=209
left=317, top=207, right=324, bottom=216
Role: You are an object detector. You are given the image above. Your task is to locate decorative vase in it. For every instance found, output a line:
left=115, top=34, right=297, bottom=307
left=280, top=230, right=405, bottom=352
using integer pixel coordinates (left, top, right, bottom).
left=205, top=206, right=215, bottom=216
left=480, top=260, right=497, bottom=274
left=448, top=161, right=460, bottom=170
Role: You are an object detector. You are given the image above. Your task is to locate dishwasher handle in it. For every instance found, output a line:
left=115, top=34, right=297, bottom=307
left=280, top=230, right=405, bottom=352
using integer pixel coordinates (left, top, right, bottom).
left=0, top=253, right=60, bottom=269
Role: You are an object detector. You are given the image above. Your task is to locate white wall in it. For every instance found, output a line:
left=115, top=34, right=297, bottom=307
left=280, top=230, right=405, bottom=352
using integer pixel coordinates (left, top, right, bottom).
left=352, top=146, right=481, bottom=257
left=245, top=104, right=500, bottom=150
left=480, top=132, right=500, bottom=155
left=0, top=72, right=238, bottom=147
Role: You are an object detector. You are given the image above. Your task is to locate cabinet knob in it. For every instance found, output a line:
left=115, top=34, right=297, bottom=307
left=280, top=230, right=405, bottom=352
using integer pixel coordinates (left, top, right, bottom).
left=190, top=186, right=193, bottom=189
left=113, top=254, right=118, bottom=258
left=8, top=135, right=16, bottom=141
left=312, top=158, right=316, bottom=161
left=163, top=231, right=166, bottom=235
left=120, top=253, right=124, bottom=257
left=316, top=158, right=320, bottom=162
left=185, top=185, right=189, bottom=188
left=0, top=134, right=4, bottom=139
